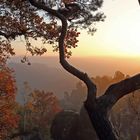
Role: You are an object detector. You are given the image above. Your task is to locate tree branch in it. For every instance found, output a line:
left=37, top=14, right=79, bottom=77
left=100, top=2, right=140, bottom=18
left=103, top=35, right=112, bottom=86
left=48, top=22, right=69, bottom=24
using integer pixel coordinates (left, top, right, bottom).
left=0, top=31, right=25, bottom=39
left=98, top=73, right=140, bottom=111
left=138, top=0, right=140, bottom=5
left=28, top=0, right=97, bottom=101
left=28, top=0, right=60, bottom=17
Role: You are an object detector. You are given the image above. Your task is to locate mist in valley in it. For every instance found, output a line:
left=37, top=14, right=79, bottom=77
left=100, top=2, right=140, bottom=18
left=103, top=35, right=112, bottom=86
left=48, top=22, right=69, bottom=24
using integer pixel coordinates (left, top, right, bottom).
left=9, top=56, right=140, bottom=100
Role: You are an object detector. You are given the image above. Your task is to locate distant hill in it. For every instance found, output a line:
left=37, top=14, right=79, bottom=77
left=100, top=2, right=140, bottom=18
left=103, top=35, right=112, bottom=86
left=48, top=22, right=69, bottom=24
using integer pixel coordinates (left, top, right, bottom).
left=9, top=56, right=140, bottom=76
left=8, top=56, right=140, bottom=103
left=9, top=62, right=78, bottom=103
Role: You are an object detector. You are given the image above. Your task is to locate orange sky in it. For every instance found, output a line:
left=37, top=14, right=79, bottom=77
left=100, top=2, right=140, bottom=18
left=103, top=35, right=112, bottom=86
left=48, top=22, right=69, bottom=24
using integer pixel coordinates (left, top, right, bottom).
left=71, top=0, right=140, bottom=58
left=13, top=0, right=140, bottom=59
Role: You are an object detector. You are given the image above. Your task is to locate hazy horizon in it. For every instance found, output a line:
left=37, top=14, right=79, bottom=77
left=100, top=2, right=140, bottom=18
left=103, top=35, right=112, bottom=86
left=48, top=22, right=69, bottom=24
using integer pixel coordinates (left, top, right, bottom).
left=9, top=55, right=140, bottom=77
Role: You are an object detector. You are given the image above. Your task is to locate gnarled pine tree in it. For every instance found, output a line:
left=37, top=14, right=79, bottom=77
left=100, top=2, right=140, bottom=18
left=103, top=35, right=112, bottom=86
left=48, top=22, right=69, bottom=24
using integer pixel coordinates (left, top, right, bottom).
left=0, top=0, right=140, bottom=140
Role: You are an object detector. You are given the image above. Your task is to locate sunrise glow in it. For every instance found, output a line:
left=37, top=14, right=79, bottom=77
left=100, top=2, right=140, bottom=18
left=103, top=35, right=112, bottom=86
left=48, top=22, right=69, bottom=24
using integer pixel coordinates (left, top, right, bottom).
left=71, top=0, right=140, bottom=58
left=12, top=0, right=140, bottom=59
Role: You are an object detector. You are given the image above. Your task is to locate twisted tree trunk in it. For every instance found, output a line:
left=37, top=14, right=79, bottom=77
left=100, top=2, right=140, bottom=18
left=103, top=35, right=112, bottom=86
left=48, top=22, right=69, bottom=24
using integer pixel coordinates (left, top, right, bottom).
left=28, top=1, right=140, bottom=140
left=85, top=103, right=118, bottom=140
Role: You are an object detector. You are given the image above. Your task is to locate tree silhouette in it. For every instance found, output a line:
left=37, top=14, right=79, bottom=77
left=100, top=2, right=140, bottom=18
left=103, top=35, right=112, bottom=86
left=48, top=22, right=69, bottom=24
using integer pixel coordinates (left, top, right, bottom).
left=1, top=0, right=140, bottom=140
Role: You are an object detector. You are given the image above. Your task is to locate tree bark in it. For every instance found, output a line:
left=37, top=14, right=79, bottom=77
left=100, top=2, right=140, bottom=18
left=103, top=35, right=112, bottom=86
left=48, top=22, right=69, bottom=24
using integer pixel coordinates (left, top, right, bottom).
left=98, top=74, right=140, bottom=111
left=84, top=74, right=140, bottom=140
left=85, top=105, right=118, bottom=140
left=84, top=93, right=118, bottom=140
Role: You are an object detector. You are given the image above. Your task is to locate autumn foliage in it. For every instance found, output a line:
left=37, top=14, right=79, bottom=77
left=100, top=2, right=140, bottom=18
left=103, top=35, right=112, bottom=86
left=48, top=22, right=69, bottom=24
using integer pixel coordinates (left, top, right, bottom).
left=0, top=0, right=105, bottom=63
left=26, top=90, right=61, bottom=127
left=0, top=59, right=19, bottom=139
left=0, top=0, right=80, bottom=60
left=18, top=89, right=61, bottom=139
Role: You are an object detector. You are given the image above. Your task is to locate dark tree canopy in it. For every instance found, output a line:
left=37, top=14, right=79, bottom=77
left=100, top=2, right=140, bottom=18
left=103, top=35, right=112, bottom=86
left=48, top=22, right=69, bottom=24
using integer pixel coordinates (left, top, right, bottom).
left=0, top=0, right=105, bottom=61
